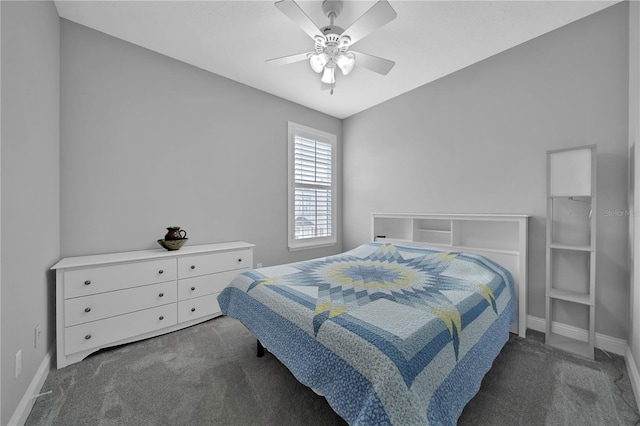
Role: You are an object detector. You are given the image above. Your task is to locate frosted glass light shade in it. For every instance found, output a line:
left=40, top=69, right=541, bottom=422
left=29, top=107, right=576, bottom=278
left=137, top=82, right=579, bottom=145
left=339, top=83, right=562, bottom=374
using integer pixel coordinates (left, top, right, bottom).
left=321, top=66, right=335, bottom=84
left=336, top=53, right=355, bottom=75
left=549, top=147, right=593, bottom=196
left=309, top=54, right=328, bottom=73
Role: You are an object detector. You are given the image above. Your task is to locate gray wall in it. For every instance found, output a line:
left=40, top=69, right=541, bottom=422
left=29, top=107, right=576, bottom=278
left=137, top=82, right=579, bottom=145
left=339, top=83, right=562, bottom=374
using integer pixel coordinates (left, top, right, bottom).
left=1, top=1, right=60, bottom=423
left=60, top=19, right=343, bottom=267
left=343, top=3, right=629, bottom=339
left=629, top=0, right=640, bottom=383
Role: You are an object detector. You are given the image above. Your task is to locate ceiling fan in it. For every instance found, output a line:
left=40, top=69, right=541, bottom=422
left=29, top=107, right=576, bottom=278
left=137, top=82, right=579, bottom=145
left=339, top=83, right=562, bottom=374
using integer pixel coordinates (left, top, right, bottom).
left=267, top=0, right=397, bottom=94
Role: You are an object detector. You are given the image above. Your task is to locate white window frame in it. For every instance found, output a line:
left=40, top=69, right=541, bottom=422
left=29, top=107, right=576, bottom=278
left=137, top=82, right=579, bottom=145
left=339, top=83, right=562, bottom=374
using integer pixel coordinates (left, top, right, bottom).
left=288, top=122, right=337, bottom=251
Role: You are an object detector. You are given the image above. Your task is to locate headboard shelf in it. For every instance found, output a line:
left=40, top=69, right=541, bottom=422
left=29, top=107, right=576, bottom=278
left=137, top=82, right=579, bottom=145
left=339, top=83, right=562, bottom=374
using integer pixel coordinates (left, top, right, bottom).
left=372, top=213, right=529, bottom=337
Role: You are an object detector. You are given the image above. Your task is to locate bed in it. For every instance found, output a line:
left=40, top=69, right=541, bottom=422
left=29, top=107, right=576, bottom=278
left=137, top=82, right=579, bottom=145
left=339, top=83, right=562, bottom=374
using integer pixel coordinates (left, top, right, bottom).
left=218, top=241, right=518, bottom=425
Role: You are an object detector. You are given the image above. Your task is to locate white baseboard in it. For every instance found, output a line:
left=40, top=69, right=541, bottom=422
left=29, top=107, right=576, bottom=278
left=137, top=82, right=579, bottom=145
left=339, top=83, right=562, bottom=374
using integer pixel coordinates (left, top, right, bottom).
left=527, top=315, right=627, bottom=356
left=625, top=344, right=640, bottom=411
left=8, top=343, right=53, bottom=426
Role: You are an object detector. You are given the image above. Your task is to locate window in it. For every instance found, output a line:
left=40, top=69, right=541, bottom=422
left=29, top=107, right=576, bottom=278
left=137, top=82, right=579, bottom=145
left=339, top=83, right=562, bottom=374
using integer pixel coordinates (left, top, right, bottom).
left=288, top=122, right=337, bottom=250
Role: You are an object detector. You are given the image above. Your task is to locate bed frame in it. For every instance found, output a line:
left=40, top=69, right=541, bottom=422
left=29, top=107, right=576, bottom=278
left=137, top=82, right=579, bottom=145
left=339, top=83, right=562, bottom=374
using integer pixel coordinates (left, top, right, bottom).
left=371, top=213, right=529, bottom=337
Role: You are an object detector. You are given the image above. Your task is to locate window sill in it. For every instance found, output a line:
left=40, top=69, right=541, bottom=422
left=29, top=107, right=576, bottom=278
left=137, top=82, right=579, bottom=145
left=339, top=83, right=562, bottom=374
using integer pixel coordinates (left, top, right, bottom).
left=288, top=240, right=337, bottom=252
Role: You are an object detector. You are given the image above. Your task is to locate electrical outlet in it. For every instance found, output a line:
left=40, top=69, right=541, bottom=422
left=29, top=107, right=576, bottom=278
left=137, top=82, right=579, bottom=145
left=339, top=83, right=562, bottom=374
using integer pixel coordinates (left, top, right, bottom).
left=256, top=262, right=263, bottom=268
left=15, top=350, right=22, bottom=378
left=35, top=324, right=42, bottom=348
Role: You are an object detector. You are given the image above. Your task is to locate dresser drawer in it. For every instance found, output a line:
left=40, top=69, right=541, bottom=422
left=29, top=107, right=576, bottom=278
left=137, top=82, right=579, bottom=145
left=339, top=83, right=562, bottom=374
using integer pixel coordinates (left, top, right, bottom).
left=64, top=281, right=177, bottom=327
left=178, top=269, right=244, bottom=301
left=178, top=249, right=253, bottom=279
left=65, top=304, right=177, bottom=355
left=178, top=293, right=221, bottom=323
left=178, top=249, right=252, bottom=279
left=64, top=259, right=177, bottom=299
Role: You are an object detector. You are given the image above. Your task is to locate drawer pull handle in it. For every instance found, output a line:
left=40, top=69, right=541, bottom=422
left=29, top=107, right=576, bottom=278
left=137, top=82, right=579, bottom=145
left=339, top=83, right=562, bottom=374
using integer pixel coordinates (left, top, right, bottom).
left=159, top=269, right=164, bottom=274
left=84, top=280, right=91, bottom=286
left=190, top=265, right=196, bottom=270
left=191, top=308, right=196, bottom=312
left=238, top=258, right=242, bottom=262
left=159, top=293, right=164, bottom=297
left=85, top=334, right=92, bottom=340
left=191, top=286, right=196, bottom=291
left=159, top=315, right=164, bottom=320
left=84, top=307, right=91, bottom=313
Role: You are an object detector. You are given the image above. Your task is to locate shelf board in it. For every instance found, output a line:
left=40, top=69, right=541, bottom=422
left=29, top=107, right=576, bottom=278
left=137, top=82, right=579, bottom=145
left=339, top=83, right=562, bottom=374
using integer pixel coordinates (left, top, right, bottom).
left=414, top=242, right=451, bottom=247
left=415, top=229, right=451, bottom=234
left=545, top=332, right=593, bottom=359
left=372, top=239, right=518, bottom=255
left=451, top=245, right=519, bottom=256
left=374, top=237, right=412, bottom=244
left=547, top=289, right=593, bottom=305
left=548, top=243, right=593, bottom=252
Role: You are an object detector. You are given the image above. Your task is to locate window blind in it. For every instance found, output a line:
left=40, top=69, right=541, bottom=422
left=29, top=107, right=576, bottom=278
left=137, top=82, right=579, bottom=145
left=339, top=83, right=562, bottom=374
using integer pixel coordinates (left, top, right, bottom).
left=293, top=136, right=333, bottom=240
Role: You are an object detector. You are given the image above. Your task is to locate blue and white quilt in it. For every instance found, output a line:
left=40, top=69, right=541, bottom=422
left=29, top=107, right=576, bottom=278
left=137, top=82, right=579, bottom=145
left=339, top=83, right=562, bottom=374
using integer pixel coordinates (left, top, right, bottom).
left=218, top=242, right=516, bottom=425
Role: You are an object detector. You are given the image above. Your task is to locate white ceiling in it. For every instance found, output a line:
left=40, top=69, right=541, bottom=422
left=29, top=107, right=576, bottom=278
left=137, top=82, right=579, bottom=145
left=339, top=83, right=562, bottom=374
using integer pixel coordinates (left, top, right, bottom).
left=54, top=0, right=619, bottom=119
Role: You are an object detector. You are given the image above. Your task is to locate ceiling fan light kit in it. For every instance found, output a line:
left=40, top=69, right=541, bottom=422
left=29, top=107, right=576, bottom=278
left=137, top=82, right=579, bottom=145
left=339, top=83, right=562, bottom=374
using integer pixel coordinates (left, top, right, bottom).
left=268, top=0, right=397, bottom=94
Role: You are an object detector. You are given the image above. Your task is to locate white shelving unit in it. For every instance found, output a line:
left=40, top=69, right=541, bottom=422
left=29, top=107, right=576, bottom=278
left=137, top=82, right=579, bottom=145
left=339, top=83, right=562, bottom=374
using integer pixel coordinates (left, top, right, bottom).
left=372, top=213, right=529, bottom=337
left=545, top=145, right=596, bottom=359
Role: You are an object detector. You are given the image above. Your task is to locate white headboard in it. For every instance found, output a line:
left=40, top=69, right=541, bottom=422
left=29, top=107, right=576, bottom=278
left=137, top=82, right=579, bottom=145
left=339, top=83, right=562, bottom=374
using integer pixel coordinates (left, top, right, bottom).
left=371, top=213, right=529, bottom=337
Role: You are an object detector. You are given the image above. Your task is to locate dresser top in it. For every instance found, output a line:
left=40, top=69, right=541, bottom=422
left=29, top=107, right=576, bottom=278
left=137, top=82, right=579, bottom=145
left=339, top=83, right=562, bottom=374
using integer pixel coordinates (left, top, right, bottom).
left=52, top=241, right=255, bottom=270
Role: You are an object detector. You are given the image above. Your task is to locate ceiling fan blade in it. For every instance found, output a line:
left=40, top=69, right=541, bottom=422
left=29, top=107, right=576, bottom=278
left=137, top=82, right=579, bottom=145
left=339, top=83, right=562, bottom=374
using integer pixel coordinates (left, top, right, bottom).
left=351, top=51, right=395, bottom=75
left=275, top=0, right=324, bottom=41
left=266, top=52, right=312, bottom=66
left=340, top=0, right=397, bottom=46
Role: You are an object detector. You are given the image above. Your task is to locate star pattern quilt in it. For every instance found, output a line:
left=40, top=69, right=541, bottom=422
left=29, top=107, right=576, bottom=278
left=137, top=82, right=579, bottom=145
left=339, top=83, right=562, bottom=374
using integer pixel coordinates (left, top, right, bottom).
left=218, top=242, right=516, bottom=425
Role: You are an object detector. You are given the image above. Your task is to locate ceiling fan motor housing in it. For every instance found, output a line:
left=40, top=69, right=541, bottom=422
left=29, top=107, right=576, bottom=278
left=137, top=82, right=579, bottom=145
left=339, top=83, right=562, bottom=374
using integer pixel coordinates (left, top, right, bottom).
left=316, top=25, right=349, bottom=52
left=322, top=26, right=344, bottom=37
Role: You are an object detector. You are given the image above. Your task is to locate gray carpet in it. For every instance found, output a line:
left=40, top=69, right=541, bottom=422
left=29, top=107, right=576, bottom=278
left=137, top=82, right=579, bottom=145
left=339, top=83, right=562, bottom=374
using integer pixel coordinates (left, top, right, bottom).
left=26, top=316, right=640, bottom=425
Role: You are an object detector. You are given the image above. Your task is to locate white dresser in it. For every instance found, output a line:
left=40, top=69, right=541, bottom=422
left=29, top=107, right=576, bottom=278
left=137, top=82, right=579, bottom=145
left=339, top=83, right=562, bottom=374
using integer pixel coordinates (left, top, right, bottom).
left=52, top=241, right=254, bottom=368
